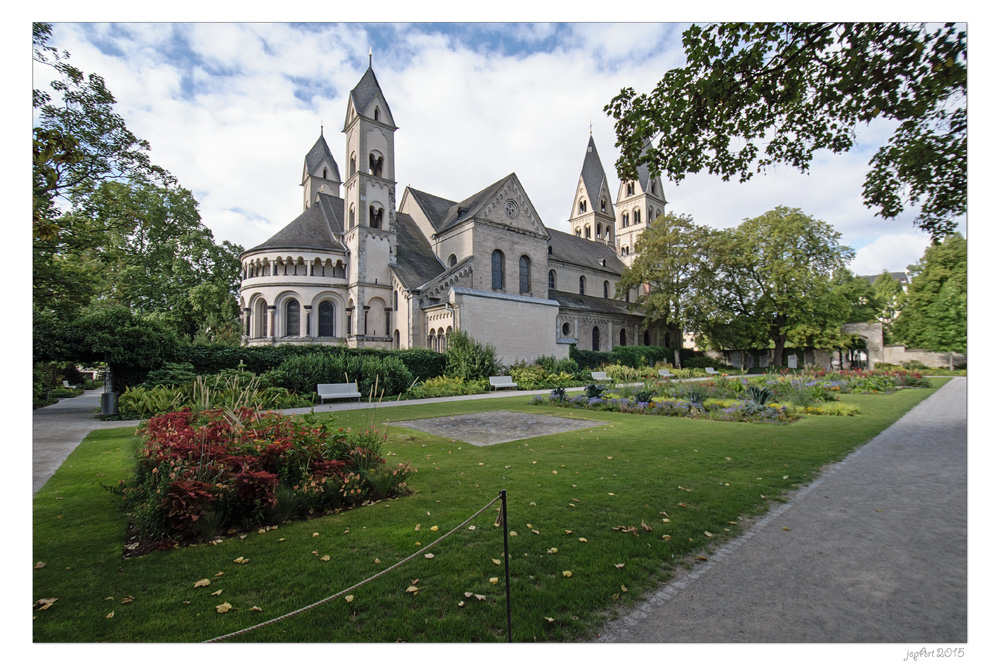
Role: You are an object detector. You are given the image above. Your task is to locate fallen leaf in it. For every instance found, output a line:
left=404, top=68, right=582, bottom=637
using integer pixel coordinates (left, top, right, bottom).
left=614, top=563, right=624, bottom=568
left=415, top=524, right=421, bottom=531
left=621, top=585, right=628, bottom=593
left=661, top=535, right=672, bottom=541
left=193, top=579, right=210, bottom=588
left=468, top=525, right=476, bottom=531
left=216, top=602, right=232, bottom=613
left=578, top=538, right=588, bottom=543
left=782, top=526, right=790, bottom=531
left=474, top=594, right=486, bottom=601
left=233, top=557, right=245, bottom=564
left=374, top=558, right=381, bottom=564
left=36, top=598, right=57, bottom=611
left=464, top=592, right=473, bottom=598
left=430, top=526, right=439, bottom=532
left=424, top=553, right=434, bottom=559
left=641, top=521, right=652, bottom=532
left=509, top=531, right=517, bottom=537
left=531, top=529, right=540, bottom=535
left=608, top=493, right=615, bottom=496
left=34, top=562, right=45, bottom=569
left=697, top=555, right=708, bottom=561
left=120, top=596, right=134, bottom=604
left=704, top=531, right=713, bottom=538
left=211, top=590, right=223, bottom=596
left=547, top=548, right=558, bottom=554
left=562, top=570, right=573, bottom=578
left=106, top=611, right=114, bottom=619
left=492, top=559, right=501, bottom=565
left=321, top=555, right=331, bottom=562
left=564, top=530, right=573, bottom=535
left=544, top=616, right=555, bottom=623
left=214, top=571, right=224, bottom=577
left=278, top=538, right=286, bottom=542
left=412, top=578, right=419, bottom=584
left=345, top=596, right=354, bottom=603
left=312, top=532, right=319, bottom=537
left=250, top=606, right=263, bottom=611
left=552, top=470, right=558, bottom=474
left=489, top=577, right=499, bottom=584
left=406, top=585, right=420, bottom=593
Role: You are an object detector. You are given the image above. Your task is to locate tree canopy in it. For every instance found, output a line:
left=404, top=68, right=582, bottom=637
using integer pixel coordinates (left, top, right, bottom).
left=695, top=206, right=854, bottom=365
left=893, top=234, right=966, bottom=359
left=606, top=22, right=967, bottom=239
left=617, top=212, right=711, bottom=366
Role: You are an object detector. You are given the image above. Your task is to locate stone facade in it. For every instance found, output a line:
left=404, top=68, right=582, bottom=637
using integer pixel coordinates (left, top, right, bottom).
left=238, top=64, right=651, bottom=362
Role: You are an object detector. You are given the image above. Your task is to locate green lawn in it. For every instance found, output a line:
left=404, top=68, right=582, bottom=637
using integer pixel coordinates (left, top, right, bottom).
left=33, top=379, right=947, bottom=642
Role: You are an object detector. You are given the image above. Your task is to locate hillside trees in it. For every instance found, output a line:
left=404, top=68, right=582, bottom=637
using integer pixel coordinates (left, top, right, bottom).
left=605, top=22, right=967, bottom=239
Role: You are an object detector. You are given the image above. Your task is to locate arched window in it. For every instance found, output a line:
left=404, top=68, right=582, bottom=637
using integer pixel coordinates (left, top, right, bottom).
left=579, top=199, right=587, bottom=213
left=318, top=301, right=335, bottom=337
left=575, top=228, right=582, bottom=237
left=393, top=329, right=400, bottom=349
left=597, top=223, right=603, bottom=238
left=603, top=281, right=610, bottom=299
left=374, top=107, right=381, bottom=122
left=369, top=204, right=383, bottom=229
left=547, top=245, right=553, bottom=254
left=350, top=152, right=357, bottom=176
left=592, top=326, right=600, bottom=351
left=625, top=290, right=630, bottom=303
left=491, top=250, right=505, bottom=290
left=369, top=151, right=384, bottom=178
left=448, top=254, right=457, bottom=267
left=519, top=255, right=531, bottom=293
left=626, top=182, right=635, bottom=196
left=651, top=181, right=656, bottom=194
left=349, top=205, right=356, bottom=228
left=285, top=300, right=300, bottom=337
left=253, top=299, right=267, bottom=338
left=649, top=206, right=654, bottom=222
left=562, top=322, right=571, bottom=336
left=601, top=198, right=607, bottom=212
left=548, top=270, right=556, bottom=289
left=323, top=167, right=328, bottom=179
left=622, top=213, right=629, bottom=228
left=393, top=291, right=399, bottom=310
left=584, top=225, right=591, bottom=239
left=620, top=329, right=626, bottom=346
left=633, top=209, right=641, bottom=224
left=579, top=275, right=586, bottom=295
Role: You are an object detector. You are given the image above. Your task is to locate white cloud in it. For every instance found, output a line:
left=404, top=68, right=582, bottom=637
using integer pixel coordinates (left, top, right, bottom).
left=36, top=21, right=956, bottom=278
left=850, top=233, right=931, bottom=276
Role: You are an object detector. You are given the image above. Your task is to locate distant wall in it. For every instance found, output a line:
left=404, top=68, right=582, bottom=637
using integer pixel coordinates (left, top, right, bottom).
left=882, top=346, right=966, bottom=368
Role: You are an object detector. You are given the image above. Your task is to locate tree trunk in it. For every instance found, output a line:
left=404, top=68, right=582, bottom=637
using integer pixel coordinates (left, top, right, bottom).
left=771, top=315, right=787, bottom=367
left=673, top=347, right=681, bottom=369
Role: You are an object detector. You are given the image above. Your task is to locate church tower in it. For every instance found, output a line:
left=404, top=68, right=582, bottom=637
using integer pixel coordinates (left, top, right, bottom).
left=341, top=61, right=398, bottom=345
left=568, top=135, right=616, bottom=245
left=615, top=154, right=666, bottom=267
left=301, top=131, right=342, bottom=209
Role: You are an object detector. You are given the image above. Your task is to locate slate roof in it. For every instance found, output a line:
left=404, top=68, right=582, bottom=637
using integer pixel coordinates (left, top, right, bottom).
left=392, top=212, right=446, bottom=289
left=548, top=289, right=640, bottom=318
left=547, top=228, right=625, bottom=275
left=246, top=192, right=346, bottom=254
left=406, top=187, right=458, bottom=232
left=434, top=175, right=515, bottom=234
left=579, top=136, right=609, bottom=208
left=348, top=65, right=393, bottom=125
left=303, top=134, right=340, bottom=183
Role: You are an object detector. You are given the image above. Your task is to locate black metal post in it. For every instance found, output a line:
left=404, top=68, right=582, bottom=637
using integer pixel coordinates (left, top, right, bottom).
left=500, top=489, right=512, bottom=642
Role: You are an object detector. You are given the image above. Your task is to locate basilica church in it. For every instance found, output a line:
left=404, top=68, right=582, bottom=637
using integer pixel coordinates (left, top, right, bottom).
left=238, top=63, right=668, bottom=364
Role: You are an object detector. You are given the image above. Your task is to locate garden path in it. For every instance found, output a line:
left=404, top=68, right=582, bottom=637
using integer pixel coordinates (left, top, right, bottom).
left=595, top=376, right=968, bottom=643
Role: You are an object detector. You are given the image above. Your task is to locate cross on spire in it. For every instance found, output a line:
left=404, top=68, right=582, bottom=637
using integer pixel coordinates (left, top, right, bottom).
left=369, top=47, right=372, bottom=67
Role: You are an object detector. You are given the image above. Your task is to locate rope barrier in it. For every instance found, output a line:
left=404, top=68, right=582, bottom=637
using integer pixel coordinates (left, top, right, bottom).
left=204, top=493, right=504, bottom=643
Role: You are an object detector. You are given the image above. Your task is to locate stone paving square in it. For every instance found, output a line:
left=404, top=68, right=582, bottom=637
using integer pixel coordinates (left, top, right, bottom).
left=389, top=410, right=601, bottom=446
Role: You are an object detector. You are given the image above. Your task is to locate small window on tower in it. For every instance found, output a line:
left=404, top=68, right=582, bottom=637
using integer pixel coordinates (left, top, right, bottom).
left=601, top=199, right=607, bottom=212
left=579, top=199, right=587, bottom=213
left=374, top=107, right=381, bottom=122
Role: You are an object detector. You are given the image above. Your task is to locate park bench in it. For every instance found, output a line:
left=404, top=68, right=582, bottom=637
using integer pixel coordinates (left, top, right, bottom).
left=704, top=367, right=718, bottom=375
left=590, top=371, right=610, bottom=382
left=489, top=376, right=518, bottom=391
left=657, top=369, right=674, bottom=379
left=316, top=382, right=362, bottom=403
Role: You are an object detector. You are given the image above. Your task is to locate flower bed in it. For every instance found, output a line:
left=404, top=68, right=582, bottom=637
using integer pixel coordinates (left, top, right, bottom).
left=115, top=407, right=414, bottom=549
left=532, top=393, right=798, bottom=424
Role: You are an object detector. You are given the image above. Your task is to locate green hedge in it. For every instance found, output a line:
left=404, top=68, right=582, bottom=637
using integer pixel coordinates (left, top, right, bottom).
left=267, top=352, right=415, bottom=398
left=571, top=344, right=702, bottom=370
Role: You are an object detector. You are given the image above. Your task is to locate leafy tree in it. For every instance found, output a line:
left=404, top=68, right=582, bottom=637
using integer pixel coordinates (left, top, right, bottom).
left=606, top=22, right=967, bottom=239
left=445, top=331, right=499, bottom=381
left=871, top=271, right=906, bottom=342
left=74, top=181, right=243, bottom=342
left=617, top=212, right=711, bottom=367
left=697, top=206, right=853, bottom=366
left=894, top=234, right=966, bottom=365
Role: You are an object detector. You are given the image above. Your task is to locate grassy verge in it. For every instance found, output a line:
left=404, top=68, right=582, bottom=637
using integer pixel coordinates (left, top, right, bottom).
left=33, top=379, right=948, bottom=642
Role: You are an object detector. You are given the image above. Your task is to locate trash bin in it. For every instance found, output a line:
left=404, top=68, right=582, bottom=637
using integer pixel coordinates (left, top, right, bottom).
left=101, top=391, right=119, bottom=416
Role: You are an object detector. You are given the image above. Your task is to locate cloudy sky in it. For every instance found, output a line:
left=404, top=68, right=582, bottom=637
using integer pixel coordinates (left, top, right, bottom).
left=33, top=20, right=967, bottom=276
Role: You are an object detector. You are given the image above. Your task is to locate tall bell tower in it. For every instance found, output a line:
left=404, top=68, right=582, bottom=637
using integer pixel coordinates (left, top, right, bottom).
left=615, top=155, right=666, bottom=267
left=568, top=134, right=616, bottom=246
left=342, top=60, right=398, bottom=344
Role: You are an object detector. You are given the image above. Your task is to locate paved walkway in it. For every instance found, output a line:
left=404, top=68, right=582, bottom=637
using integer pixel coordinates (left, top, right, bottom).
left=596, top=376, right=967, bottom=643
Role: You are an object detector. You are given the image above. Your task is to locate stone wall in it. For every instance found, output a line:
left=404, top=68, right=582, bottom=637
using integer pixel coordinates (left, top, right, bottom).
left=449, top=287, right=561, bottom=364
left=882, top=346, right=967, bottom=368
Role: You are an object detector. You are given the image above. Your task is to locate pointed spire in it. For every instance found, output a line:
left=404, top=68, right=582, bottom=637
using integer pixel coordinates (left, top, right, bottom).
left=369, top=46, right=373, bottom=68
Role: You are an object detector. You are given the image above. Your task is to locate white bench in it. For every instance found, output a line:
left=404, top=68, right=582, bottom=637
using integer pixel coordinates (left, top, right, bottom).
left=317, top=382, right=362, bottom=403
left=657, top=369, right=674, bottom=379
left=489, top=376, right=518, bottom=391
left=704, top=367, right=718, bottom=375
left=590, top=371, right=610, bottom=382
